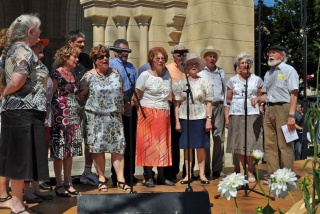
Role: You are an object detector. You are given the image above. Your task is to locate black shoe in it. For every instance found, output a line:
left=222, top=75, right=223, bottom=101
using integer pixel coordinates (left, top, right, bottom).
left=200, top=180, right=210, bottom=184
left=39, top=182, right=52, bottom=191
left=145, top=178, right=155, bottom=187
left=166, top=175, right=177, bottom=182
left=157, top=178, right=175, bottom=186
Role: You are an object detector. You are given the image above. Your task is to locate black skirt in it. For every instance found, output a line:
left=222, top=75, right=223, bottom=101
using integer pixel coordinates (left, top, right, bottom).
left=0, top=109, right=49, bottom=181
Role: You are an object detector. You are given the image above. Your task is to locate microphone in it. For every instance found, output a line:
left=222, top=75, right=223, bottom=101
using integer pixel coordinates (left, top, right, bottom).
left=171, top=49, right=189, bottom=55
left=246, top=59, right=253, bottom=64
left=106, top=46, right=132, bottom=53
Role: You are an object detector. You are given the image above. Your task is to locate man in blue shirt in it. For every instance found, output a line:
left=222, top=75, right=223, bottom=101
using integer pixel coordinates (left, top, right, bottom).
left=109, top=39, right=138, bottom=186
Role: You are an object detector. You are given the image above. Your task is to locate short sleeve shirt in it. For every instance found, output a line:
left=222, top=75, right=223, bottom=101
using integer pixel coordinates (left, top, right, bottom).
left=227, top=74, right=263, bottom=115
left=173, top=78, right=214, bottom=120
left=262, top=62, right=299, bottom=103
left=136, top=70, right=172, bottom=110
left=2, top=43, right=49, bottom=112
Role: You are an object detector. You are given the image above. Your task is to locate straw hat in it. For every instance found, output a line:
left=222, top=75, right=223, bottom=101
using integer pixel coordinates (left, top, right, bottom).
left=200, top=45, right=221, bottom=59
left=184, top=53, right=206, bottom=71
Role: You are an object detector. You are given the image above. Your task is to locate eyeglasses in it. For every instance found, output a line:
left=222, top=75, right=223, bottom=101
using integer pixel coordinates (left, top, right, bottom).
left=155, top=57, right=166, bottom=61
left=97, top=53, right=110, bottom=60
left=186, top=62, right=199, bottom=67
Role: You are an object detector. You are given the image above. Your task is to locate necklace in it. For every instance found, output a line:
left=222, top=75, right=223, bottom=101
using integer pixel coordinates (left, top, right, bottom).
left=60, top=68, right=74, bottom=82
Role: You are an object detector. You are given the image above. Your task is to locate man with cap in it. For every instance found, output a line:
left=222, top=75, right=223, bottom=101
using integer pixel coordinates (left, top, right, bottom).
left=163, top=44, right=188, bottom=181
left=251, top=45, right=299, bottom=179
left=198, top=46, right=226, bottom=179
left=109, top=39, right=139, bottom=186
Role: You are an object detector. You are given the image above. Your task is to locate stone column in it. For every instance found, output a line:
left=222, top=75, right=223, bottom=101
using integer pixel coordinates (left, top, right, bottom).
left=91, top=16, right=107, bottom=46
left=113, top=16, right=130, bottom=39
left=135, top=15, right=152, bottom=67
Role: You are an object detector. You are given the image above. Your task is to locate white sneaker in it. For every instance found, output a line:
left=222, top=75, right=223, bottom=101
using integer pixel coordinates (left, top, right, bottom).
left=80, top=172, right=99, bottom=186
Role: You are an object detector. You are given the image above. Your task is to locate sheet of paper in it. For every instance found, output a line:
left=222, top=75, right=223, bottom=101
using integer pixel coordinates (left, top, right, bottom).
left=281, top=125, right=299, bottom=143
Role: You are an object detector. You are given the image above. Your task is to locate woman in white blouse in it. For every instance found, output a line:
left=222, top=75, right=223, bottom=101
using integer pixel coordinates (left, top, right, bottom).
left=226, top=52, right=263, bottom=182
left=173, top=53, right=213, bottom=185
left=134, top=47, right=175, bottom=188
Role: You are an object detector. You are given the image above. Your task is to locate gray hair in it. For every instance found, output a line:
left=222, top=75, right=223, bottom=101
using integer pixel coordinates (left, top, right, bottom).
left=236, top=52, right=253, bottom=66
left=7, top=14, right=41, bottom=45
left=280, top=51, right=288, bottom=63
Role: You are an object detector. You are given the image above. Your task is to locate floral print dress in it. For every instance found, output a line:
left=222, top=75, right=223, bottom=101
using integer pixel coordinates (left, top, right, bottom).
left=50, top=70, right=82, bottom=159
left=77, top=68, right=126, bottom=154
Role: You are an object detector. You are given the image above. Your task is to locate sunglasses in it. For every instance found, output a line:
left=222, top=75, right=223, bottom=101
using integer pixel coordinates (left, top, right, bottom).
left=97, top=53, right=110, bottom=60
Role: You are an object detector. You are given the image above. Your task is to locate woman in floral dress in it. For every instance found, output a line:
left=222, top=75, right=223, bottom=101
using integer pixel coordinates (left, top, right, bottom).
left=77, top=45, right=129, bottom=192
left=50, top=45, right=82, bottom=197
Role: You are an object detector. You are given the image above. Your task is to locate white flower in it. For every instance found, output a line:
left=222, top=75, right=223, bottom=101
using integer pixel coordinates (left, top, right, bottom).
left=268, top=168, right=297, bottom=199
left=252, top=149, right=264, bottom=160
left=218, top=172, right=248, bottom=200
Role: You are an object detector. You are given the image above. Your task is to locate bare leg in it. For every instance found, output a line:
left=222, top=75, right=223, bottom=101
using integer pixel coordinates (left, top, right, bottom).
left=237, top=154, right=245, bottom=175
left=92, top=153, right=106, bottom=182
left=53, top=158, right=68, bottom=194
left=112, top=153, right=130, bottom=192
left=63, top=157, right=77, bottom=193
left=247, top=155, right=255, bottom=178
left=10, top=180, right=26, bottom=213
left=181, top=149, right=193, bottom=181
left=196, top=148, right=208, bottom=181
left=0, top=176, right=11, bottom=209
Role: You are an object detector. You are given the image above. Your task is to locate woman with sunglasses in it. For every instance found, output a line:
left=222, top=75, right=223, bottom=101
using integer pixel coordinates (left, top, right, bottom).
left=77, top=44, right=130, bottom=192
left=50, top=45, right=83, bottom=197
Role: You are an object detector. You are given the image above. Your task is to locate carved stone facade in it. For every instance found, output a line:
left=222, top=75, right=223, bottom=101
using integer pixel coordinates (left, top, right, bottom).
left=0, top=0, right=254, bottom=76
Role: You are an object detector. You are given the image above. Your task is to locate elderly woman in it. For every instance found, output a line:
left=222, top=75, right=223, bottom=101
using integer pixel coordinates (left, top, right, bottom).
left=226, top=52, right=263, bottom=182
left=50, top=45, right=83, bottom=197
left=134, top=47, right=175, bottom=187
left=0, top=14, right=49, bottom=213
left=77, top=44, right=130, bottom=192
left=173, top=53, right=213, bottom=185
left=22, top=39, right=53, bottom=204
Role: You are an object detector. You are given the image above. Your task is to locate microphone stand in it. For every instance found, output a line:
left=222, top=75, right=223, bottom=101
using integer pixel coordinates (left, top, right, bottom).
left=180, top=55, right=194, bottom=193
left=214, top=64, right=274, bottom=200
left=236, top=65, right=274, bottom=199
left=119, top=53, right=146, bottom=194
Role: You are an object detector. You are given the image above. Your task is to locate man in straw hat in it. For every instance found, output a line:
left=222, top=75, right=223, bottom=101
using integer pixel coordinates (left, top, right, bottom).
left=251, top=45, right=299, bottom=183
left=198, top=45, right=227, bottom=179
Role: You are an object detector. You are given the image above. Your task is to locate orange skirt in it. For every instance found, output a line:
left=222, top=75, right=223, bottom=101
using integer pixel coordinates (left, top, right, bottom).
left=135, top=107, right=172, bottom=167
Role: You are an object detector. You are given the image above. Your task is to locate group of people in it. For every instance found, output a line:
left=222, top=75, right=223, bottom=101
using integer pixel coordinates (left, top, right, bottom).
left=0, top=13, right=300, bottom=214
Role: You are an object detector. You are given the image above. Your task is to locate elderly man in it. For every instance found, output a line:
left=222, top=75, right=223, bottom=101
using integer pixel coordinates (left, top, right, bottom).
left=164, top=44, right=188, bottom=181
left=252, top=45, right=299, bottom=179
left=109, top=39, right=139, bottom=186
left=198, top=46, right=226, bottom=179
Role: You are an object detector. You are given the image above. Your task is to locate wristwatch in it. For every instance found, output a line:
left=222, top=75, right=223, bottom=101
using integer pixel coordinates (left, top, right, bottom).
left=288, top=114, right=295, bottom=118
left=206, top=116, right=212, bottom=119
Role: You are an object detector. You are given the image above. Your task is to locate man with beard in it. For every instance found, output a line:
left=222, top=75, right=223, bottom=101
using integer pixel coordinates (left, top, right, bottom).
left=251, top=45, right=299, bottom=182
left=109, top=39, right=139, bottom=186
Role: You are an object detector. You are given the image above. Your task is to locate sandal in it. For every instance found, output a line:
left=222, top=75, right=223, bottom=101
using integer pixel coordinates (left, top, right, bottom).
left=54, top=186, right=71, bottom=197
left=0, top=194, right=12, bottom=209
left=117, top=181, right=131, bottom=192
left=64, top=185, right=79, bottom=195
left=98, top=180, right=108, bottom=192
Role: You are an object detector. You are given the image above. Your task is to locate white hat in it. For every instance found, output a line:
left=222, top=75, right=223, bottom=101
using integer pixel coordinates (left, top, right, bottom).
left=184, top=53, right=205, bottom=71
left=200, top=46, right=221, bottom=59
